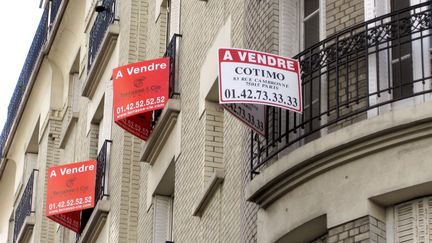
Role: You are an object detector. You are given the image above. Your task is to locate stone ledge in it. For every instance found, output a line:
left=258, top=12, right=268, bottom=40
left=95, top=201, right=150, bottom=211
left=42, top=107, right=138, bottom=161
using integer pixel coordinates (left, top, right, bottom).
left=15, top=215, right=35, bottom=243
left=192, top=170, right=224, bottom=217
left=78, top=200, right=110, bottom=243
left=82, top=23, right=119, bottom=98
left=59, top=112, right=79, bottom=148
left=246, top=101, right=432, bottom=208
left=140, top=99, right=180, bottom=164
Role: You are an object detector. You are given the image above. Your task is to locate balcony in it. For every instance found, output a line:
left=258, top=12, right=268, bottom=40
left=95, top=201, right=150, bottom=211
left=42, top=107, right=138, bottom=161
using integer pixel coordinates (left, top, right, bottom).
left=250, top=2, right=432, bottom=179
left=82, top=0, right=119, bottom=98
left=13, top=170, right=38, bottom=243
left=0, top=0, right=64, bottom=160
left=77, top=140, right=111, bottom=242
left=141, top=34, right=182, bottom=164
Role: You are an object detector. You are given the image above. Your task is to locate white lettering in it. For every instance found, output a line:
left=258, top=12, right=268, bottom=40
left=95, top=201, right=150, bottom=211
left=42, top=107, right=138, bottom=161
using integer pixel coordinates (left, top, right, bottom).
left=267, top=56, right=277, bottom=66
left=124, top=61, right=167, bottom=76
left=234, top=50, right=296, bottom=71
left=257, top=54, right=267, bottom=65
left=223, top=50, right=233, bottom=61
left=115, top=70, right=123, bottom=79
left=59, top=164, right=95, bottom=176
left=50, top=170, right=57, bottom=178
left=287, top=60, right=295, bottom=71
left=238, top=51, right=247, bottom=61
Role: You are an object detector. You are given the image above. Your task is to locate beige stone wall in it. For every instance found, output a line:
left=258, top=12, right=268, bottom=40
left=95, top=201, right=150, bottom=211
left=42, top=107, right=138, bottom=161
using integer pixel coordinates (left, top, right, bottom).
left=325, top=0, right=367, bottom=132
left=175, top=0, right=247, bottom=242
left=311, top=216, right=386, bottom=243
left=243, top=0, right=280, bottom=242
left=33, top=115, right=62, bottom=243
left=326, top=0, right=364, bottom=36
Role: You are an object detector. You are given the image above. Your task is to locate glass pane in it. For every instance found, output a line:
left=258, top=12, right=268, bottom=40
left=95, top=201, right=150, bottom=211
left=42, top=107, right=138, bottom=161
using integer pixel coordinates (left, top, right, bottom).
left=304, top=14, right=319, bottom=49
left=391, top=0, right=410, bottom=11
left=304, top=0, right=319, bottom=17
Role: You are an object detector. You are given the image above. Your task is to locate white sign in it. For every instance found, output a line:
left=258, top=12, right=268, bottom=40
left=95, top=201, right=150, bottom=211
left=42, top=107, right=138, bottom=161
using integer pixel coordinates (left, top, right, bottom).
left=222, top=103, right=266, bottom=136
left=218, top=48, right=303, bottom=113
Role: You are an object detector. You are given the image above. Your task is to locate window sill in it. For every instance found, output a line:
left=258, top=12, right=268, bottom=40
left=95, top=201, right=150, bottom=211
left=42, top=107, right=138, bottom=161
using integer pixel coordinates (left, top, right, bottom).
left=15, top=215, right=35, bottom=243
left=140, top=99, right=181, bottom=165
left=192, top=170, right=224, bottom=217
left=59, top=111, right=79, bottom=148
left=78, top=200, right=110, bottom=243
left=81, top=23, right=119, bottom=98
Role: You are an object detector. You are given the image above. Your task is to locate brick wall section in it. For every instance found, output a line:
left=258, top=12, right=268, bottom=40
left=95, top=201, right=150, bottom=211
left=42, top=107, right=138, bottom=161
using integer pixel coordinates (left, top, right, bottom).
left=242, top=0, right=280, bottom=242
left=326, top=0, right=364, bottom=36
left=145, top=0, right=167, bottom=60
left=204, top=103, right=224, bottom=186
left=33, top=114, right=62, bottom=243
left=244, top=0, right=279, bottom=54
left=325, top=0, right=367, bottom=132
left=137, top=163, right=153, bottom=243
left=311, top=216, right=386, bottom=243
left=105, top=0, right=145, bottom=241
left=176, top=0, right=247, bottom=242
left=129, top=0, right=150, bottom=63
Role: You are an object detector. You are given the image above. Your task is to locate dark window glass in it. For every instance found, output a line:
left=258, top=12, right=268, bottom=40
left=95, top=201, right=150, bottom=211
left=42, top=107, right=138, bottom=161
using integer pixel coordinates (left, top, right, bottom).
left=304, top=13, right=319, bottom=49
left=304, top=0, right=319, bottom=17
left=391, top=0, right=413, bottom=99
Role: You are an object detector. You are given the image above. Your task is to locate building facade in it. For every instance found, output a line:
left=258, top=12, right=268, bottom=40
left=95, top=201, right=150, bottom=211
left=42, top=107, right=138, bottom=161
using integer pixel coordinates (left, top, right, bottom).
left=0, top=0, right=431, bottom=243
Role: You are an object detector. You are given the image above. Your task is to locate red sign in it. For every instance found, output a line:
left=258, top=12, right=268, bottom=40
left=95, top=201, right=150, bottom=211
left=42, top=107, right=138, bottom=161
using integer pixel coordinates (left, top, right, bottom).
left=218, top=48, right=303, bottom=113
left=48, top=211, right=81, bottom=233
left=46, top=160, right=97, bottom=233
left=113, top=57, right=170, bottom=140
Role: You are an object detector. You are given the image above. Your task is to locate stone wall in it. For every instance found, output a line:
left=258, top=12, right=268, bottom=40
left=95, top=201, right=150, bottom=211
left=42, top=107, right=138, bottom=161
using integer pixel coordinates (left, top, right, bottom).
left=311, top=216, right=386, bottom=243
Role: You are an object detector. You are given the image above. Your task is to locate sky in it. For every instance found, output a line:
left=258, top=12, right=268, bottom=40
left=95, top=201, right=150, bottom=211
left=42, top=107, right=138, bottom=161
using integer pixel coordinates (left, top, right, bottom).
left=0, top=1, right=43, bottom=131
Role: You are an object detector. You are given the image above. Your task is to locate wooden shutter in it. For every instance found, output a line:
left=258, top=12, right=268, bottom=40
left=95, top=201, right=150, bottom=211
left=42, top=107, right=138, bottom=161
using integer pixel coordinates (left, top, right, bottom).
left=153, top=195, right=173, bottom=243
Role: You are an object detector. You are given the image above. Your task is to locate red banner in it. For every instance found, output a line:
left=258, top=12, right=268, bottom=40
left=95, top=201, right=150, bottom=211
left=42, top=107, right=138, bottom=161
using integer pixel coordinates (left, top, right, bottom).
left=46, top=160, right=97, bottom=233
left=113, top=57, right=170, bottom=140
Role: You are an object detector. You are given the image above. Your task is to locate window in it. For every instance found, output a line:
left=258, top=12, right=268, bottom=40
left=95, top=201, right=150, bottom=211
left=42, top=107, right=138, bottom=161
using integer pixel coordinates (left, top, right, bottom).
left=391, top=0, right=413, bottom=99
left=386, top=196, right=432, bottom=242
left=301, top=0, right=322, bottom=141
left=153, top=195, right=174, bottom=243
left=302, top=0, right=320, bottom=50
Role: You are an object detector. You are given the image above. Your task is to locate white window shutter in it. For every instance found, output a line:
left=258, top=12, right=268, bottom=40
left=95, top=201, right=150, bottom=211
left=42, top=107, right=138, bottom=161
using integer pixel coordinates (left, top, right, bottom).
left=428, top=197, right=432, bottom=242
left=395, top=201, right=416, bottom=242
left=394, top=197, right=432, bottom=242
left=153, top=195, right=173, bottom=243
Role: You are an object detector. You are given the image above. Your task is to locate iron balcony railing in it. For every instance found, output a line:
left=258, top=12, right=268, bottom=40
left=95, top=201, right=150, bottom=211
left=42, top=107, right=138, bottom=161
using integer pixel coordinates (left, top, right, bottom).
left=250, top=1, right=432, bottom=178
left=151, top=34, right=182, bottom=128
left=78, top=139, right=112, bottom=235
left=87, top=0, right=117, bottom=72
left=13, top=170, right=37, bottom=243
left=0, top=1, right=63, bottom=159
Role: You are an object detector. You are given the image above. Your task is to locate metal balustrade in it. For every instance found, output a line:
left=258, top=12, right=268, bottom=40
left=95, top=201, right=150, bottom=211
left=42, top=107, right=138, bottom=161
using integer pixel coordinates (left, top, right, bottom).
left=13, top=170, right=37, bottom=243
left=152, top=34, right=182, bottom=128
left=78, top=140, right=111, bottom=235
left=0, top=1, right=63, bottom=159
left=250, top=1, right=432, bottom=178
left=87, top=0, right=117, bottom=72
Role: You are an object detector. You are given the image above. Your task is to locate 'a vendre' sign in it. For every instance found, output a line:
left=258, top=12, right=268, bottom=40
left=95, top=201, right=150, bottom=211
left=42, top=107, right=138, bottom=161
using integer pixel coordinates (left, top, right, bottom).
left=46, top=160, right=97, bottom=233
left=113, top=57, right=170, bottom=140
left=218, top=48, right=302, bottom=113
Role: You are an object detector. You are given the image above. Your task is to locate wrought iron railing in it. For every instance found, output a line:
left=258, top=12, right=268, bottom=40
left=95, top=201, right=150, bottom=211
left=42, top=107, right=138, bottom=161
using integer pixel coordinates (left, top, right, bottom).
left=151, top=34, right=182, bottom=128
left=95, top=139, right=111, bottom=201
left=87, top=0, right=117, bottom=71
left=51, top=0, right=62, bottom=25
left=13, top=170, right=37, bottom=243
left=250, top=2, right=432, bottom=178
left=0, top=1, right=63, bottom=159
left=78, top=140, right=111, bottom=235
